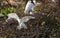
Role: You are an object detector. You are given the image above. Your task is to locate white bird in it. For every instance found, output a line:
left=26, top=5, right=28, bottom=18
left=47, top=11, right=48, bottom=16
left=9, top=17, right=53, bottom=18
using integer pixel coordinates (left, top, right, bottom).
left=6, top=13, right=35, bottom=29
left=24, top=0, right=36, bottom=14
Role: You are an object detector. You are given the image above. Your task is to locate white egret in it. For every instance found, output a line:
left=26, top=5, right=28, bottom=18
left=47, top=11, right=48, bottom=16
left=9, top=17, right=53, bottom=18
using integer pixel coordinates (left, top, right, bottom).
left=6, top=13, right=35, bottom=29
left=24, top=0, right=36, bottom=14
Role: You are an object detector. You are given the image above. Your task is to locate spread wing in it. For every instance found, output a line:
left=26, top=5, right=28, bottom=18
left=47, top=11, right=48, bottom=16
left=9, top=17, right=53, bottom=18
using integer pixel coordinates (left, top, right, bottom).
left=7, top=13, right=20, bottom=23
left=20, top=16, right=35, bottom=22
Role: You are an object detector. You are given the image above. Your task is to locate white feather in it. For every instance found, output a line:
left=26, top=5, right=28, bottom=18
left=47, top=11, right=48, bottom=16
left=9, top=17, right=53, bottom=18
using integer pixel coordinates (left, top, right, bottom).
left=20, top=16, right=35, bottom=22
left=7, top=13, right=20, bottom=23
left=6, top=13, right=35, bottom=29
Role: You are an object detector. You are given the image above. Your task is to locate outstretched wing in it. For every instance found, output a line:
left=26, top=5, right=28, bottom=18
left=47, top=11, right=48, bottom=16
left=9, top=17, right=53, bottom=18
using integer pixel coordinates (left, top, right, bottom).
left=7, top=13, right=19, bottom=19
left=20, top=16, right=35, bottom=22
left=7, top=13, right=20, bottom=23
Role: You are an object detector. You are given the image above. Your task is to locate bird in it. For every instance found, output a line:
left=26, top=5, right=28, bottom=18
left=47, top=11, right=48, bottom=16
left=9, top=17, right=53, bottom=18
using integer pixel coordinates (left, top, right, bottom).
left=6, top=13, right=35, bottom=30
left=24, top=0, right=36, bottom=14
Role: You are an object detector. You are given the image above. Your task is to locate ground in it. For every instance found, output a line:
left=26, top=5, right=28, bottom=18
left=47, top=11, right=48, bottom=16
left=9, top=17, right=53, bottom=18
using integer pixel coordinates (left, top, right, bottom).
left=0, top=12, right=60, bottom=38
left=0, top=0, right=60, bottom=38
